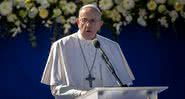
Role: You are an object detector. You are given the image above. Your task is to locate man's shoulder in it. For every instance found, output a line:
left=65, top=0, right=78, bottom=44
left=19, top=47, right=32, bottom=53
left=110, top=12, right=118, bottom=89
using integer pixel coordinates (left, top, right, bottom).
left=53, top=33, right=77, bottom=45
left=97, top=35, right=118, bottom=45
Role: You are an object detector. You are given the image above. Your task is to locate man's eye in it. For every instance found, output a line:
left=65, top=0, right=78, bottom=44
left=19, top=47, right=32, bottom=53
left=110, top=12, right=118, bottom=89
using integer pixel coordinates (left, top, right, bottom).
left=80, top=18, right=97, bottom=23
left=90, top=19, right=95, bottom=23
left=82, top=19, right=87, bottom=22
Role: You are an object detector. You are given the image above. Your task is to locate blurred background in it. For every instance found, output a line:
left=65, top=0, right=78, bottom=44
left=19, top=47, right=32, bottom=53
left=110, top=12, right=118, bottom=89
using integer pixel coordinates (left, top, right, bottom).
left=0, top=23, right=185, bottom=99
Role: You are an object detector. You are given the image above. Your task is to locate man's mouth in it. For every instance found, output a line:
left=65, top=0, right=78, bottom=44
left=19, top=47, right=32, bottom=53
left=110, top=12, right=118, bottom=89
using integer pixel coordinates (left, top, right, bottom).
left=86, top=30, right=91, bottom=33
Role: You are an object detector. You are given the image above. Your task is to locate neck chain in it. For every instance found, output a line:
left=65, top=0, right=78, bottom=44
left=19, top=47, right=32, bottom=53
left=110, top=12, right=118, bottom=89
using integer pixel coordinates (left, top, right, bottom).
left=77, top=36, right=98, bottom=75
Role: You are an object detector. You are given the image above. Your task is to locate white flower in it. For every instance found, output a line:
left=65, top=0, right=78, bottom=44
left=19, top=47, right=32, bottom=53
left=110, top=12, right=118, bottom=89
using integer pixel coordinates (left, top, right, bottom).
left=158, top=5, right=167, bottom=14
left=116, top=5, right=124, bottom=13
left=65, top=2, right=77, bottom=14
left=64, top=23, right=71, bottom=34
left=13, top=0, right=25, bottom=8
left=158, top=17, right=168, bottom=28
left=68, top=16, right=76, bottom=24
left=43, top=20, right=53, bottom=27
left=59, top=0, right=67, bottom=10
left=139, top=9, right=147, bottom=17
left=0, top=1, right=13, bottom=16
left=116, top=5, right=129, bottom=17
left=36, top=0, right=52, bottom=8
left=56, top=16, right=66, bottom=24
left=122, top=0, right=135, bottom=10
left=64, top=23, right=71, bottom=29
left=137, top=16, right=147, bottom=27
left=47, top=20, right=52, bottom=25
left=149, top=13, right=155, bottom=19
left=46, top=20, right=53, bottom=27
left=40, top=0, right=50, bottom=8
left=15, top=20, right=21, bottom=26
left=155, top=0, right=166, bottom=4
left=99, top=0, right=113, bottom=10
left=113, top=22, right=122, bottom=35
left=125, top=15, right=133, bottom=24
left=110, top=9, right=121, bottom=22
left=169, top=10, right=178, bottom=22
left=116, top=5, right=128, bottom=17
left=43, top=22, right=49, bottom=27
left=11, top=27, right=22, bottom=37
left=7, top=14, right=18, bottom=22
left=180, top=11, right=185, bottom=18
left=52, top=8, right=62, bottom=18
left=116, top=5, right=130, bottom=19
left=28, top=7, right=38, bottom=19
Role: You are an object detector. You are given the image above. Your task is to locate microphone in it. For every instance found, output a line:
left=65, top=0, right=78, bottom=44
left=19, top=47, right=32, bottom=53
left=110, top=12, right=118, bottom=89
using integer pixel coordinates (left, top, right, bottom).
left=93, top=39, right=100, bottom=48
left=92, top=39, right=128, bottom=87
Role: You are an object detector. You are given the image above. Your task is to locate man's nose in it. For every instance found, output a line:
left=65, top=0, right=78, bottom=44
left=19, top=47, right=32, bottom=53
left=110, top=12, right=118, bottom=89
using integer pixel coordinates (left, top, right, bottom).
left=85, top=22, right=91, bottom=27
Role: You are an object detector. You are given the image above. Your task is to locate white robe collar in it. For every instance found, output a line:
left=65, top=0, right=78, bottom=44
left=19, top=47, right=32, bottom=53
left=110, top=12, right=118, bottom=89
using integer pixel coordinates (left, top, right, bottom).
left=77, top=30, right=97, bottom=45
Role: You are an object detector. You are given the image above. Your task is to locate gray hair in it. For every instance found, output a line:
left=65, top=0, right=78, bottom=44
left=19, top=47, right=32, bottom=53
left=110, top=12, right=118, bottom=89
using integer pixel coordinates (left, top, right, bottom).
left=79, top=4, right=102, bottom=16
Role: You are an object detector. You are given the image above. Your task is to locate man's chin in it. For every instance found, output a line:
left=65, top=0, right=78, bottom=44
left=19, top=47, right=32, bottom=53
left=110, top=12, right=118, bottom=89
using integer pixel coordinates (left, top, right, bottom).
left=84, top=35, right=96, bottom=40
left=86, top=31, right=92, bottom=34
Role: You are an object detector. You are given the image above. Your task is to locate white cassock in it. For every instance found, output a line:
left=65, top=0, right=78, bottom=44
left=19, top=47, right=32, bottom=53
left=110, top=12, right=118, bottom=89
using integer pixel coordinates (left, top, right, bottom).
left=41, top=31, right=135, bottom=99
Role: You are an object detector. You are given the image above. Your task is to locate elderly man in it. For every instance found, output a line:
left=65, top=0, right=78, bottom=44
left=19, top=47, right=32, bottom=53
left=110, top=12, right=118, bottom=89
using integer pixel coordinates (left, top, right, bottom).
left=41, top=4, right=135, bottom=99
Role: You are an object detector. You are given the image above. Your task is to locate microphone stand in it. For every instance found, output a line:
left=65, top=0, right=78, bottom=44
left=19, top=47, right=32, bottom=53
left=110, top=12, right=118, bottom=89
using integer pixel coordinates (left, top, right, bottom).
left=99, top=47, right=128, bottom=87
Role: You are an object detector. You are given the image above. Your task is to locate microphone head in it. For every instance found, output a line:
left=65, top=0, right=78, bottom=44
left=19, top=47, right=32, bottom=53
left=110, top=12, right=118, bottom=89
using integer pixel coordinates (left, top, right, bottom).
left=92, top=39, right=100, bottom=48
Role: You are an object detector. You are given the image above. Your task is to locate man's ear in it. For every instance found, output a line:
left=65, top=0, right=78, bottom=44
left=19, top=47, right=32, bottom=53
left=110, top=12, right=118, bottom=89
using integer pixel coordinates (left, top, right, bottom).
left=76, top=19, right=79, bottom=25
left=100, top=21, right=104, bottom=27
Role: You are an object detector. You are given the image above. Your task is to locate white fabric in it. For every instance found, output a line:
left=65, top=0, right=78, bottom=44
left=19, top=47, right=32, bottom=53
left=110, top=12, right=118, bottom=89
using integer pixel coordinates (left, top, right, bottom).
left=41, top=31, right=135, bottom=99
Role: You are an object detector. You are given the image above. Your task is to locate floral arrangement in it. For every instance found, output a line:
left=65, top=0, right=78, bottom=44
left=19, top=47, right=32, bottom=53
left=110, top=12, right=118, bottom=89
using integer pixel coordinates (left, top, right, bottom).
left=0, top=0, right=185, bottom=47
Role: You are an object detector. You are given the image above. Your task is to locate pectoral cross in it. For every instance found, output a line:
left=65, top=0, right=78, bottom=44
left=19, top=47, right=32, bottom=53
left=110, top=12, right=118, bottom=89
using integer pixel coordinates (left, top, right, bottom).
left=85, top=73, right=95, bottom=88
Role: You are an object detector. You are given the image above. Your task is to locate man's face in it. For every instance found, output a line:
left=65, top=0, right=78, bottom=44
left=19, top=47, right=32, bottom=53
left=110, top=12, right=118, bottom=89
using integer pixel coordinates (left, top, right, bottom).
left=76, top=7, right=103, bottom=40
